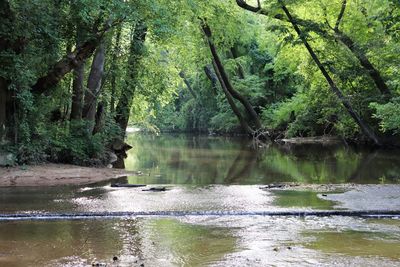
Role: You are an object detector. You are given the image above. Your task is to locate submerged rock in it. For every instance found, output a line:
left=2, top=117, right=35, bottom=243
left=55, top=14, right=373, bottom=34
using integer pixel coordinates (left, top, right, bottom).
left=142, top=187, right=167, bottom=192
left=260, top=183, right=300, bottom=190
left=111, top=183, right=146, bottom=188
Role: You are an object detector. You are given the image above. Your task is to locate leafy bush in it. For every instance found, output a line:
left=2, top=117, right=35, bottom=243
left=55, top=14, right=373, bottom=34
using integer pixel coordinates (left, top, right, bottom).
left=370, top=98, right=400, bottom=135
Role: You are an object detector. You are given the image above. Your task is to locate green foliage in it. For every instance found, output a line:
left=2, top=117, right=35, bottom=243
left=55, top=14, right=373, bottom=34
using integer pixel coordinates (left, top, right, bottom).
left=370, top=98, right=400, bottom=135
left=14, top=117, right=121, bottom=165
left=2, top=0, right=400, bottom=166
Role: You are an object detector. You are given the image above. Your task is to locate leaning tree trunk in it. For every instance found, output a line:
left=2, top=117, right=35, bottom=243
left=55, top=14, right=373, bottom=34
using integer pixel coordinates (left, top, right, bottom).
left=82, top=42, right=106, bottom=125
left=115, top=22, right=147, bottom=135
left=236, top=0, right=391, bottom=97
left=201, top=21, right=262, bottom=130
left=331, top=0, right=390, bottom=97
left=179, top=71, right=197, bottom=99
left=334, top=31, right=391, bottom=97
left=278, top=1, right=381, bottom=146
left=204, top=65, right=218, bottom=94
left=212, top=60, right=255, bottom=136
left=31, top=21, right=116, bottom=96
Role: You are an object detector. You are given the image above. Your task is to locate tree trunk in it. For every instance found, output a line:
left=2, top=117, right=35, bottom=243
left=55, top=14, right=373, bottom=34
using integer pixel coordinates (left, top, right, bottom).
left=70, top=63, right=85, bottom=120
left=0, top=1, right=22, bottom=143
left=115, top=22, right=147, bottom=135
left=204, top=65, right=218, bottom=94
left=110, top=25, right=122, bottom=113
left=93, top=102, right=104, bottom=135
left=236, top=0, right=391, bottom=97
left=212, top=60, right=255, bottom=135
left=334, top=30, right=391, bottom=96
left=201, top=22, right=262, bottom=130
left=83, top=42, right=106, bottom=122
left=0, top=78, right=7, bottom=142
left=179, top=71, right=197, bottom=99
left=31, top=21, right=115, bottom=95
left=279, top=2, right=381, bottom=146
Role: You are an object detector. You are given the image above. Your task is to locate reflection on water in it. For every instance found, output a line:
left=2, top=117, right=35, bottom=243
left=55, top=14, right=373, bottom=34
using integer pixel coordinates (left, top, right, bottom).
left=1, top=217, right=399, bottom=267
left=124, top=134, right=400, bottom=185
left=0, top=219, right=236, bottom=267
left=1, top=133, right=400, bottom=266
left=303, top=230, right=400, bottom=259
left=272, top=190, right=337, bottom=210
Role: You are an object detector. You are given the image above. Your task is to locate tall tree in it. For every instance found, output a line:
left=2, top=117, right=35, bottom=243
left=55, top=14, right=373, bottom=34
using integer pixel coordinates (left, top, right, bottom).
left=70, top=30, right=86, bottom=120
left=83, top=42, right=106, bottom=123
left=235, top=0, right=392, bottom=97
left=31, top=20, right=118, bottom=95
left=212, top=60, right=255, bottom=135
left=236, top=0, right=382, bottom=145
left=278, top=1, right=381, bottom=145
left=110, top=25, right=123, bottom=113
left=201, top=21, right=262, bottom=130
left=179, top=71, right=197, bottom=99
left=115, top=22, right=147, bottom=134
left=0, top=0, right=24, bottom=142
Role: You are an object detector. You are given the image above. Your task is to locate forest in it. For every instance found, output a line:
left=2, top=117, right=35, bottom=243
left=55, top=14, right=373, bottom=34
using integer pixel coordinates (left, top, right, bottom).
left=1, top=0, right=399, bottom=165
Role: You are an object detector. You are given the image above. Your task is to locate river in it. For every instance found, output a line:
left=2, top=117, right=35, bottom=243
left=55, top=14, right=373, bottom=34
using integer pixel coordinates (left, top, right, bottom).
left=0, top=133, right=399, bottom=266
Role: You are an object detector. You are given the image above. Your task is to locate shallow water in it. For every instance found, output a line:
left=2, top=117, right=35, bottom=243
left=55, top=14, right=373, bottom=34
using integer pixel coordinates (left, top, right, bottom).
left=1, top=133, right=400, bottom=266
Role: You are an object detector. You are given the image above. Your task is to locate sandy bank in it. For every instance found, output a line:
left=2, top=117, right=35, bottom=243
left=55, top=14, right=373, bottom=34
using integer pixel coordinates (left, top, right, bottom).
left=0, top=164, right=138, bottom=187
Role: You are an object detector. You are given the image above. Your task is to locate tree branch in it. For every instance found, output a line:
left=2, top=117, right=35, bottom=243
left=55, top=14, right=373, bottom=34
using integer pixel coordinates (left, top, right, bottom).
left=236, top=0, right=391, bottom=96
left=31, top=19, right=122, bottom=95
left=236, top=0, right=281, bottom=17
left=334, top=0, right=347, bottom=31
left=278, top=0, right=381, bottom=146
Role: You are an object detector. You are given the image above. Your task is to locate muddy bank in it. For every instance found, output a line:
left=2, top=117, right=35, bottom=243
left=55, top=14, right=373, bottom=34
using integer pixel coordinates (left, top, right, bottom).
left=0, top=164, right=139, bottom=187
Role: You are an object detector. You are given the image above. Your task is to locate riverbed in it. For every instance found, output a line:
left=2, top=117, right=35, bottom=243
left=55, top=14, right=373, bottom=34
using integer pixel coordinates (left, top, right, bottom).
left=1, top=133, right=400, bottom=266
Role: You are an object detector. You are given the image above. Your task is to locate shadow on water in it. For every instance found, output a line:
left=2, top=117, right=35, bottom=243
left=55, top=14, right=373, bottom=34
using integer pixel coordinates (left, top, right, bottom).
left=123, top=133, right=400, bottom=185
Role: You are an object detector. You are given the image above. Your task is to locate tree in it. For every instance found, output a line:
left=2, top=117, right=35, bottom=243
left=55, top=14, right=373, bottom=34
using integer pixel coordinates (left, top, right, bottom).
left=201, top=21, right=262, bottom=132
left=115, top=21, right=147, bottom=134
left=236, top=0, right=382, bottom=145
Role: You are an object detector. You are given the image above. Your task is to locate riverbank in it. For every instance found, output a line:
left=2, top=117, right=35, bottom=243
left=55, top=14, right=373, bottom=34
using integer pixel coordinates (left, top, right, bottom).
left=0, top=164, right=139, bottom=187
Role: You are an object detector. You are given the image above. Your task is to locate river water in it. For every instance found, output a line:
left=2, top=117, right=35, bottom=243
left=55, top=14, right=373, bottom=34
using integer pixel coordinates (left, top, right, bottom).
left=1, top=133, right=400, bottom=266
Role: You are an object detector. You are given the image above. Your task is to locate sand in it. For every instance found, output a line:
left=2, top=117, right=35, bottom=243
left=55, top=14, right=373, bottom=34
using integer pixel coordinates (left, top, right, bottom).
left=0, top=164, right=138, bottom=187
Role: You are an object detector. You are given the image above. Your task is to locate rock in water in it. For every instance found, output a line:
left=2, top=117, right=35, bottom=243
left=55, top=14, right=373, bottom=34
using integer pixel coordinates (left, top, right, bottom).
left=111, top=183, right=146, bottom=188
left=142, top=187, right=167, bottom=192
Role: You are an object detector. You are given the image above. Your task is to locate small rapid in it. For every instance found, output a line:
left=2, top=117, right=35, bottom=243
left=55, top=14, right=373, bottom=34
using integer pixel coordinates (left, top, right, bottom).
left=1, top=210, right=400, bottom=221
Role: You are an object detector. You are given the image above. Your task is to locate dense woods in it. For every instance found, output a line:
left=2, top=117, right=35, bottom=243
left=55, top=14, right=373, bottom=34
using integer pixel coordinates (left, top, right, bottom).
left=0, top=0, right=399, bottom=165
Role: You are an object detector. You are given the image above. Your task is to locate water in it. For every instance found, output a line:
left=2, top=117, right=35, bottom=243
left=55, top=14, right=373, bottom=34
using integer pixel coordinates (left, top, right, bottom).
left=1, top=133, right=400, bottom=266
left=123, top=134, right=400, bottom=184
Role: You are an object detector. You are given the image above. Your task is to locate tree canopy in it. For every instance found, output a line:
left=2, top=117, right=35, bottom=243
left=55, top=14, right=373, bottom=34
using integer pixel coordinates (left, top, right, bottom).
left=0, top=0, right=399, bottom=164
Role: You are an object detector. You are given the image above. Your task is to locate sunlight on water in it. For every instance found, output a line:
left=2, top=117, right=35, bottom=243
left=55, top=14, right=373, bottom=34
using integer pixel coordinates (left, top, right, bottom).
left=1, top=134, right=400, bottom=266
